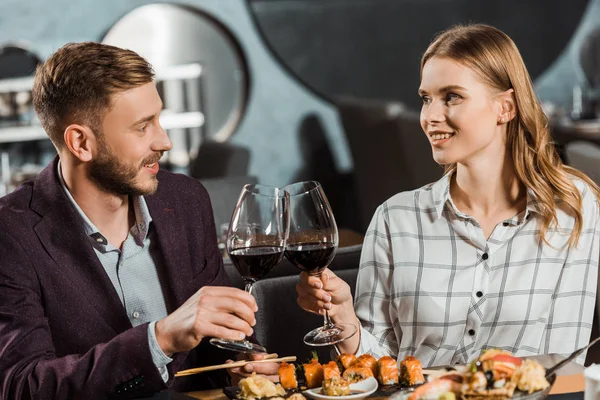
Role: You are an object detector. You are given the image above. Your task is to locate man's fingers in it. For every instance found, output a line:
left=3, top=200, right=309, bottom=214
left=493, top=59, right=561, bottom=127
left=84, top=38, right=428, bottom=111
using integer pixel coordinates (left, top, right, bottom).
left=200, top=296, right=257, bottom=327
left=250, top=362, right=280, bottom=377
left=201, top=320, right=251, bottom=341
left=198, top=286, right=258, bottom=311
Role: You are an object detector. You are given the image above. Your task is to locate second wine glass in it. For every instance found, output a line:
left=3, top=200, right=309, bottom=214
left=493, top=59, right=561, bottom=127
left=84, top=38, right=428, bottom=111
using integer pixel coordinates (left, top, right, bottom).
left=210, top=184, right=289, bottom=353
left=284, top=181, right=357, bottom=346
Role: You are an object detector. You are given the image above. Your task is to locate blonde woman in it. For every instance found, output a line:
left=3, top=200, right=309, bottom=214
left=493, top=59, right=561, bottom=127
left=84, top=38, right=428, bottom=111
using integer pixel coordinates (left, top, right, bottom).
left=296, top=24, right=600, bottom=365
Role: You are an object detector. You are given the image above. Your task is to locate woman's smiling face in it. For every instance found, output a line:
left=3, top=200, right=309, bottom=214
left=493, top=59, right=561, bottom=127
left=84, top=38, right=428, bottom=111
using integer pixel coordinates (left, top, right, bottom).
left=419, top=56, right=505, bottom=167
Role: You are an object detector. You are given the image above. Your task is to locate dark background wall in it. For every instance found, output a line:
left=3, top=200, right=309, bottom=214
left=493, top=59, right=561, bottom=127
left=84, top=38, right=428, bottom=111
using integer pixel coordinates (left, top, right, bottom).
left=1, top=0, right=599, bottom=228
left=249, top=0, right=589, bottom=110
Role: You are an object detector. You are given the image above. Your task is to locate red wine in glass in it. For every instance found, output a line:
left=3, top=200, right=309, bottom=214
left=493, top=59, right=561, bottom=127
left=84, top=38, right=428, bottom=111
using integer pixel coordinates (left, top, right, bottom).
left=284, top=242, right=336, bottom=275
left=283, top=181, right=357, bottom=347
left=230, top=246, right=285, bottom=283
left=210, top=184, right=289, bottom=353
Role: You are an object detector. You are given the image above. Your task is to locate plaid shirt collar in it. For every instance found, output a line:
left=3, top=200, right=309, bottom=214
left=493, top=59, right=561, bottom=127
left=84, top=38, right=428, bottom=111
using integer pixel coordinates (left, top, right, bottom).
left=430, top=170, right=541, bottom=224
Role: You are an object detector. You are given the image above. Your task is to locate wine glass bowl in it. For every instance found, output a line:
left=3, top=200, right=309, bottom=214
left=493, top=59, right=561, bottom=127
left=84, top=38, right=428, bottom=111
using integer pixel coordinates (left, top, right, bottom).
left=284, top=181, right=357, bottom=346
left=210, top=184, right=289, bottom=353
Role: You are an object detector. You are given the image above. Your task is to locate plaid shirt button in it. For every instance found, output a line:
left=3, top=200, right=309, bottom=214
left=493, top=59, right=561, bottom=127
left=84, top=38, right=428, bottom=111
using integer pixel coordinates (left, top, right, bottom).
left=482, top=253, right=489, bottom=260
left=468, top=329, right=475, bottom=336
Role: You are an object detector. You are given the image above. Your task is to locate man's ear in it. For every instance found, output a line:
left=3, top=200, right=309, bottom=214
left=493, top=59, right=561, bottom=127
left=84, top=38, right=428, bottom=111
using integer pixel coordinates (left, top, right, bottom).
left=498, top=88, right=516, bottom=124
left=64, top=124, right=97, bottom=162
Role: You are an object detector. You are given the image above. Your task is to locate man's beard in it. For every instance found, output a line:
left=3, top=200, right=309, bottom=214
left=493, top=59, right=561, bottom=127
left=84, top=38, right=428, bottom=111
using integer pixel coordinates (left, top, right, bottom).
left=89, top=136, right=163, bottom=197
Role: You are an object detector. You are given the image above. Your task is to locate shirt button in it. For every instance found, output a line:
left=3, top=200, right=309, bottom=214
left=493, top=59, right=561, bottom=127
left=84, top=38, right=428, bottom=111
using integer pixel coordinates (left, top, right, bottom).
left=132, top=311, right=140, bottom=319
left=476, top=291, right=483, bottom=298
left=482, top=253, right=489, bottom=260
left=502, top=222, right=509, bottom=227
left=468, top=329, right=475, bottom=336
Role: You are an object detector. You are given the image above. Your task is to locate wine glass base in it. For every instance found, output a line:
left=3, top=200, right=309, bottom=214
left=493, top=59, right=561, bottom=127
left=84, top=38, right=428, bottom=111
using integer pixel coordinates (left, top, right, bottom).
left=209, top=338, right=267, bottom=353
left=303, top=322, right=357, bottom=347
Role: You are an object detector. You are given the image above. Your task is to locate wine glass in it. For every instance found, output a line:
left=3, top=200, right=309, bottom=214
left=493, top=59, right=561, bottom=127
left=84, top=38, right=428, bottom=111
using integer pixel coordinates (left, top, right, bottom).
left=283, top=181, right=357, bottom=346
left=210, top=184, right=289, bottom=353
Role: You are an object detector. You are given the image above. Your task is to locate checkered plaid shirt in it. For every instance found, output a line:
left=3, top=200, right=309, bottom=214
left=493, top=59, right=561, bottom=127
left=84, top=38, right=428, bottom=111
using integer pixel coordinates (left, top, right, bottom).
left=355, top=173, right=600, bottom=366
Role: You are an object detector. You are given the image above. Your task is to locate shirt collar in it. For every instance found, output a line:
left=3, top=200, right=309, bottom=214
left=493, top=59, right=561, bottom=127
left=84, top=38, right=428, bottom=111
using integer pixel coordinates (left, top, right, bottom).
left=57, top=160, right=153, bottom=246
left=431, top=169, right=541, bottom=223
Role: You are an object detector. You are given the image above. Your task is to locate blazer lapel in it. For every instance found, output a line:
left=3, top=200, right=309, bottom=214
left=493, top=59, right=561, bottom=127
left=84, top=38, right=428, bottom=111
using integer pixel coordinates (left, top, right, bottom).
left=31, top=160, right=132, bottom=334
left=145, top=188, right=193, bottom=311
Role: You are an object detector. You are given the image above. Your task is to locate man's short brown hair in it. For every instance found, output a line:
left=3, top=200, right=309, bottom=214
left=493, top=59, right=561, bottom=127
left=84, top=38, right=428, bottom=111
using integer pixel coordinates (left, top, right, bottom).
left=32, top=42, right=155, bottom=148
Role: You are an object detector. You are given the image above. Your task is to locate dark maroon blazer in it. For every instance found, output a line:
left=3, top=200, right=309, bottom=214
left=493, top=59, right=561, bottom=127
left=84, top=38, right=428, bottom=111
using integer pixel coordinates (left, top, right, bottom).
left=0, top=158, right=236, bottom=399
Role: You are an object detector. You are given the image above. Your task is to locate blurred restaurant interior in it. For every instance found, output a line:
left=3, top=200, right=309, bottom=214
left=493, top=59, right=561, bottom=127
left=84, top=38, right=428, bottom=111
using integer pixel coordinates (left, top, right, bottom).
left=2, top=0, right=600, bottom=371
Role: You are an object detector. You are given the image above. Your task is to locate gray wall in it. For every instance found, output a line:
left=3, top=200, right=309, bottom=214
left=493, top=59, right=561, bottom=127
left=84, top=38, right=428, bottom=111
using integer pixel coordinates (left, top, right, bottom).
left=0, top=0, right=352, bottom=187
left=1, top=0, right=599, bottom=186
left=536, top=0, right=600, bottom=108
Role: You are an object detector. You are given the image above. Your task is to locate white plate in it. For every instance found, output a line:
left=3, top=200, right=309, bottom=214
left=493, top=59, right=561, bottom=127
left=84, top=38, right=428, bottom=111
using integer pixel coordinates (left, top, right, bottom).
left=304, top=377, right=379, bottom=400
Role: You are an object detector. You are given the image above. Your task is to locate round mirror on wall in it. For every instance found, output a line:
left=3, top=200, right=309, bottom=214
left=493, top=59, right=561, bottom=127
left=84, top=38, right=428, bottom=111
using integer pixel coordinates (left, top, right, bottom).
left=102, top=3, right=249, bottom=167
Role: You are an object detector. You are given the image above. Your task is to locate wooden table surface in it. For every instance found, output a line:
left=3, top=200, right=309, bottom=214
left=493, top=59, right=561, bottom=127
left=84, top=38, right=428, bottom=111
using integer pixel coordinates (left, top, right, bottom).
left=184, top=354, right=586, bottom=400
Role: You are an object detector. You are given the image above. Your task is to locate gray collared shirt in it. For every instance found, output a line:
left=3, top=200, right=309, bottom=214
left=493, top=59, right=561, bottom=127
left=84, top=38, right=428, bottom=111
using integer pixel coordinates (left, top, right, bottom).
left=57, top=162, right=172, bottom=382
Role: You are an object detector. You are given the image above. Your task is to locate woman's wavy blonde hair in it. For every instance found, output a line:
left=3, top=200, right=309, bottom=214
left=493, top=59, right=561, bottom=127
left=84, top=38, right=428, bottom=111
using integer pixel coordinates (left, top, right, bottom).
left=421, top=23, right=600, bottom=247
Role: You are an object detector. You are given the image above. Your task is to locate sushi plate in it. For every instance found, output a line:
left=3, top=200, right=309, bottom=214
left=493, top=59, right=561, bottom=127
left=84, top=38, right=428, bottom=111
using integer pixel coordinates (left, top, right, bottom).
left=388, top=374, right=556, bottom=400
left=304, top=377, right=379, bottom=400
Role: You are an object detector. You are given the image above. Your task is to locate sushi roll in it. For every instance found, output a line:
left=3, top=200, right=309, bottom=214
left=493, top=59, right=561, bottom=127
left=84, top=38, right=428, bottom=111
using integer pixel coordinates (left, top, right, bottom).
left=377, top=356, right=399, bottom=385
left=342, top=366, right=374, bottom=383
left=279, top=362, right=298, bottom=390
left=303, top=359, right=324, bottom=389
left=322, top=361, right=342, bottom=380
left=353, top=354, right=378, bottom=377
left=336, top=353, right=357, bottom=372
left=400, top=356, right=425, bottom=385
left=322, top=376, right=351, bottom=396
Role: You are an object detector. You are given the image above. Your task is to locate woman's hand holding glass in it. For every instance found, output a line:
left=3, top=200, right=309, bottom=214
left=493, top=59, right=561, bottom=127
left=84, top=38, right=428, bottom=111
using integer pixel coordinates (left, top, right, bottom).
left=284, top=181, right=357, bottom=346
left=296, top=268, right=360, bottom=352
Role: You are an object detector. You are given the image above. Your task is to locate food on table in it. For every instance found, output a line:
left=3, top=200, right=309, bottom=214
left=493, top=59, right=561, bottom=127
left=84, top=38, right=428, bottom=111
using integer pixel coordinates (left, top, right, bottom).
left=304, top=358, right=325, bottom=389
left=438, top=393, right=456, bottom=400
left=511, top=359, right=550, bottom=394
left=406, top=350, right=550, bottom=400
left=322, top=376, right=351, bottom=396
left=342, top=366, right=375, bottom=383
left=377, top=355, right=399, bottom=385
left=287, top=394, right=307, bottom=400
left=408, top=377, right=463, bottom=400
left=323, top=361, right=342, bottom=380
left=238, top=372, right=286, bottom=400
left=353, top=353, right=378, bottom=376
left=279, top=362, right=299, bottom=390
left=336, top=353, right=357, bottom=371
left=400, top=355, right=425, bottom=386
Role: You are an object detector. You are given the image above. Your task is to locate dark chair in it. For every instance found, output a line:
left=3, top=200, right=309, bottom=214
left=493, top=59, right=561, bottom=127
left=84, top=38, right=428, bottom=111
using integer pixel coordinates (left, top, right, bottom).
left=252, top=268, right=358, bottom=362
left=190, top=140, right=251, bottom=180
left=224, top=243, right=362, bottom=290
left=337, top=97, right=443, bottom=232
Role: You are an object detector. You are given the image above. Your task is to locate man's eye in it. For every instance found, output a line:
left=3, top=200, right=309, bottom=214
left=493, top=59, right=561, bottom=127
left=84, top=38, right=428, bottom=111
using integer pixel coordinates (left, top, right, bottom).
left=139, top=124, right=148, bottom=132
left=421, top=96, right=431, bottom=105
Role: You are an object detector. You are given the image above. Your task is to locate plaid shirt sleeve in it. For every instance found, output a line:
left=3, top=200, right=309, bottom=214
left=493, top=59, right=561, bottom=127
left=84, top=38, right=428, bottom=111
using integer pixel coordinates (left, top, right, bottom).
left=541, top=184, right=600, bottom=364
left=355, top=202, right=399, bottom=359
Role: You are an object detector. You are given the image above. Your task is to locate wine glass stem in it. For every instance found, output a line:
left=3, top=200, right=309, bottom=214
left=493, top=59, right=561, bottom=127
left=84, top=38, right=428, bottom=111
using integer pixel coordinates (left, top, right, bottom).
left=245, top=282, right=254, bottom=295
left=323, top=310, right=335, bottom=330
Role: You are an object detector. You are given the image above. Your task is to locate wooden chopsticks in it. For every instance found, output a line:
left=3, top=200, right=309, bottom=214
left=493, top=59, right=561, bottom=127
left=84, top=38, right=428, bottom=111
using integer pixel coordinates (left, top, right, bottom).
left=175, top=354, right=297, bottom=377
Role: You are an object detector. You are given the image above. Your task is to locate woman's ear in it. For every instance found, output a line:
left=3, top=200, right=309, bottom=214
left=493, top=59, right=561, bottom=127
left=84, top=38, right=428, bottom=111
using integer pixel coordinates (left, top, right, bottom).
left=63, top=124, right=97, bottom=162
left=498, top=88, right=516, bottom=124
